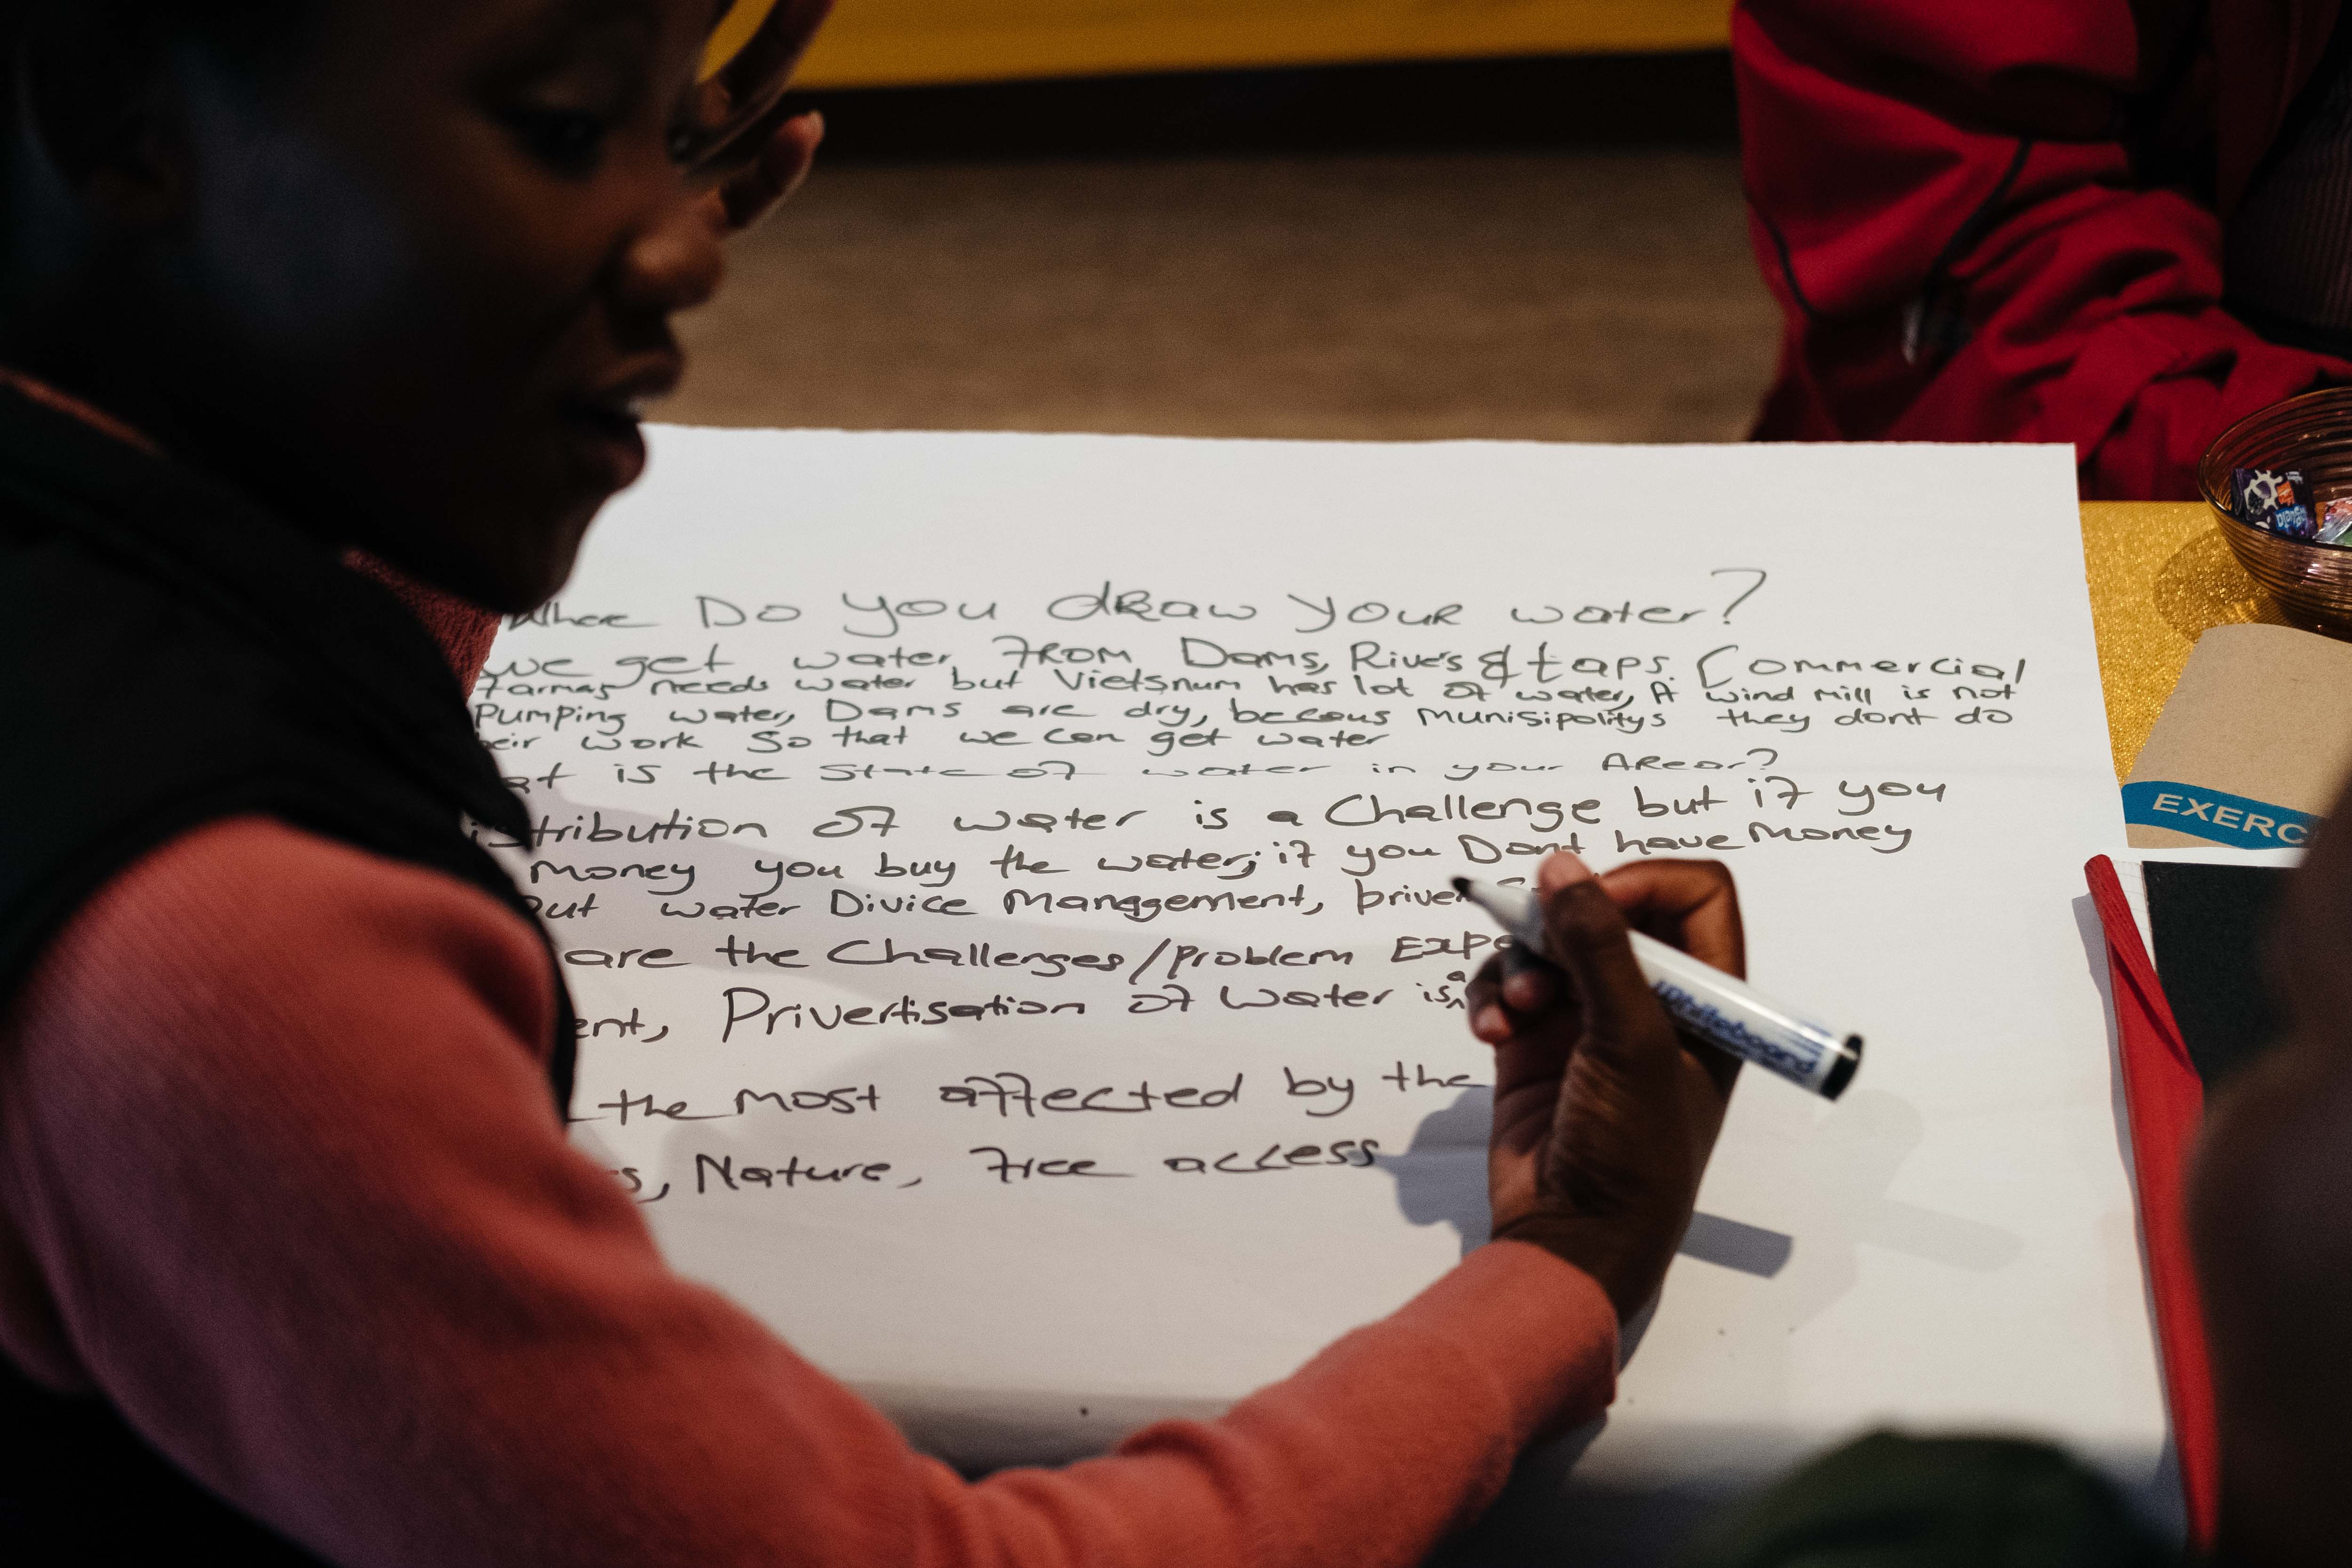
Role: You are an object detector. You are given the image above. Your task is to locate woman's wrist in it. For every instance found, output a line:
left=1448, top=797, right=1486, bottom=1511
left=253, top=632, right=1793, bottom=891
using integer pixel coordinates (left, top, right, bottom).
left=1489, top=1211, right=1668, bottom=1326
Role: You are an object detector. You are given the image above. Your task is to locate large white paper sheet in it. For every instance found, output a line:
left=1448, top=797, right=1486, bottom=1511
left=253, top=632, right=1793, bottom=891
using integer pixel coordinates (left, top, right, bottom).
left=478, top=431, right=2166, bottom=1551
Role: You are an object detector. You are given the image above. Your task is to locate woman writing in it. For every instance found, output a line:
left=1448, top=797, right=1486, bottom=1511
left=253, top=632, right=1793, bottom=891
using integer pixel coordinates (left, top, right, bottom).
left=0, top=3, right=1745, bottom=1562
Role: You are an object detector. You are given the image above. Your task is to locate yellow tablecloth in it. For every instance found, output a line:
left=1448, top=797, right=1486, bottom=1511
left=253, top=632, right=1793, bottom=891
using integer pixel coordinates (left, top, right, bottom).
left=795, top=0, right=1732, bottom=89
left=2079, top=501, right=2284, bottom=784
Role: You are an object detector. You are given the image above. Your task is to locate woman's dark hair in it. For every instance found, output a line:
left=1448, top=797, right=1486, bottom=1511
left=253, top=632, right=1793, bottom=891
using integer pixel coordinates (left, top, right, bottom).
left=5, top=1, right=317, bottom=67
left=4, top=2, right=318, bottom=171
left=0, top=1, right=317, bottom=245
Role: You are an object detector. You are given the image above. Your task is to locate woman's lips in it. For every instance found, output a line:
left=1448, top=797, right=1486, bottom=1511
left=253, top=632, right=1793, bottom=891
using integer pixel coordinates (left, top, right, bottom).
left=557, top=399, right=648, bottom=492
left=560, top=356, right=677, bottom=495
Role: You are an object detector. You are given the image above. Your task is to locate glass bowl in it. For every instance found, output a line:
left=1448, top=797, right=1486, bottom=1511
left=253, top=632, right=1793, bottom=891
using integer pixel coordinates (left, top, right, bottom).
left=2200, top=385, right=2352, bottom=635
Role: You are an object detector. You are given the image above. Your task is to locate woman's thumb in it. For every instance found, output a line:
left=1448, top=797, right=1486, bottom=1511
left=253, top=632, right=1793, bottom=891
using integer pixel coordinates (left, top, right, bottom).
left=1539, top=854, right=1670, bottom=1067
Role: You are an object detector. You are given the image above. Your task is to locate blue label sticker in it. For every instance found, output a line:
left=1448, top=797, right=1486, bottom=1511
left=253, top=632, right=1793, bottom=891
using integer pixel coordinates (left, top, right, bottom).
left=2122, top=781, right=2319, bottom=850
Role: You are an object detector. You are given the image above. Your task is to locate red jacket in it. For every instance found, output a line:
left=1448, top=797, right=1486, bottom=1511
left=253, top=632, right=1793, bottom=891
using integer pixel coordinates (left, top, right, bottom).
left=1737, top=0, right=2352, bottom=498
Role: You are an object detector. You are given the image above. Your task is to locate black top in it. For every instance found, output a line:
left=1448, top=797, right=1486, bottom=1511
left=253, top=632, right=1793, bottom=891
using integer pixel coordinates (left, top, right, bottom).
left=2227, top=10, right=2352, bottom=356
left=0, top=383, right=575, bottom=1561
left=2142, top=860, right=2293, bottom=1091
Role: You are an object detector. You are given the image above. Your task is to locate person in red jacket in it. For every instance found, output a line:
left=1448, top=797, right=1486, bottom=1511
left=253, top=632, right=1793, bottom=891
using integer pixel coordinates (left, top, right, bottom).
left=0, top=3, right=1749, bottom=1564
left=1736, top=0, right=2352, bottom=498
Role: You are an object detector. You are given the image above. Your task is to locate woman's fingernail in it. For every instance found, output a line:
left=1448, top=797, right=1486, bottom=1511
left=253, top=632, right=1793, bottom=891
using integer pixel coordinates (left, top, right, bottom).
left=1502, top=970, right=1544, bottom=1010
left=1541, top=852, right=1592, bottom=889
left=1471, top=1005, right=1508, bottom=1042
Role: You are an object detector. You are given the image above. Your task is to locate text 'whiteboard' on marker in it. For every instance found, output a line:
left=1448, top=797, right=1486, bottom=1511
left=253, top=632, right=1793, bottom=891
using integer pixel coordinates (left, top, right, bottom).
left=478, top=431, right=2160, bottom=1520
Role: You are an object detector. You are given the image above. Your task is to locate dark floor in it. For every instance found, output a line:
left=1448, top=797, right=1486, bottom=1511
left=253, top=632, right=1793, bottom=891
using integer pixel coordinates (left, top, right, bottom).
left=664, top=55, right=1783, bottom=443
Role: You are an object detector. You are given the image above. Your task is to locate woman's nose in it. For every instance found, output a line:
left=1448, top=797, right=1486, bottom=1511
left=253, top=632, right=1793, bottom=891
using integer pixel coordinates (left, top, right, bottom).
left=614, top=192, right=726, bottom=318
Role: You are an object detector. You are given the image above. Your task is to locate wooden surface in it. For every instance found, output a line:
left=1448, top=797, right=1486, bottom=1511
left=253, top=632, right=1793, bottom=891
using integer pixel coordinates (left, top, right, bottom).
left=668, top=152, right=1778, bottom=443
left=794, top=0, right=1732, bottom=89
left=2080, top=501, right=2281, bottom=784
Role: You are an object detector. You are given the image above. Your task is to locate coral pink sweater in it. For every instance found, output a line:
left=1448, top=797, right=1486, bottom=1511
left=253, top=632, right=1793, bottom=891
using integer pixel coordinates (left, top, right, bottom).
left=0, top=579, right=1617, bottom=1567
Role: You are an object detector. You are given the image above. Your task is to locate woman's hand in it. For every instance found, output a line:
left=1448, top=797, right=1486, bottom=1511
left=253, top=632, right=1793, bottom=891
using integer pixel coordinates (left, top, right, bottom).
left=689, top=0, right=835, bottom=233
left=705, top=109, right=826, bottom=234
left=1466, top=853, right=1744, bottom=1323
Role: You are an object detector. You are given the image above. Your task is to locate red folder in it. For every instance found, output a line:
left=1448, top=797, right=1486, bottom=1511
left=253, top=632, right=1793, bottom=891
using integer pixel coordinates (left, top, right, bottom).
left=2083, top=853, right=2216, bottom=1547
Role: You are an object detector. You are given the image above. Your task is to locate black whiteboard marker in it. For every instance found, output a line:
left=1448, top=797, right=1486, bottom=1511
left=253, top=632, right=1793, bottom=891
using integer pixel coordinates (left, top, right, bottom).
left=1452, top=876, right=1862, bottom=1100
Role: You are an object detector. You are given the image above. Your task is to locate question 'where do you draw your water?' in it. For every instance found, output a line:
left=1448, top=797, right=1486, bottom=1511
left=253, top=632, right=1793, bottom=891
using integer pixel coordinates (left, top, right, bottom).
left=463, top=432, right=2124, bottom=1411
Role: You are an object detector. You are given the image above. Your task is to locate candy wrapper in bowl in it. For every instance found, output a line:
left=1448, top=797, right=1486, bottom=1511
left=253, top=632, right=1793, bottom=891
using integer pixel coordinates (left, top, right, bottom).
left=2201, top=387, right=2352, bottom=635
left=2230, top=465, right=2317, bottom=538
left=2322, top=497, right=2352, bottom=545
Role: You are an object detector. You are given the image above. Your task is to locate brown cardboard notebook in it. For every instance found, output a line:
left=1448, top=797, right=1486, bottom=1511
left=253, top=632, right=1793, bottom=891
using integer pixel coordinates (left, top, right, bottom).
left=2123, top=624, right=2352, bottom=849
